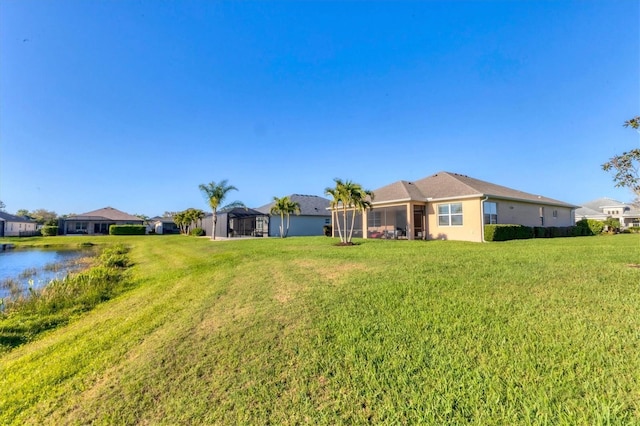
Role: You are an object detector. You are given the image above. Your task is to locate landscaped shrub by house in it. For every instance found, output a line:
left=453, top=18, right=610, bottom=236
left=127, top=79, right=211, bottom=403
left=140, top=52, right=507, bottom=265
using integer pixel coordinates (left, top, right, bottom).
left=484, top=224, right=533, bottom=241
left=323, top=225, right=332, bottom=237
left=534, top=227, right=547, bottom=238
left=627, top=226, right=640, bottom=234
left=486, top=225, right=580, bottom=241
left=41, top=226, right=59, bottom=236
left=576, top=219, right=604, bottom=236
left=190, top=227, right=205, bottom=237
left=109, top=225, right=146, bottom=235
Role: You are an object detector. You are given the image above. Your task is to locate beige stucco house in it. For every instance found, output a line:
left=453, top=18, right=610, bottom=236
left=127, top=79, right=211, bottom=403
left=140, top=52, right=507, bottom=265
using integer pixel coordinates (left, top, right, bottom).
left=330, top=171, right=578, bottom=243
left=575, top=197, right=640, bottom=229
left=0, top=212, right=38, bottom=237
left=62, top=207, right=144, bottom=235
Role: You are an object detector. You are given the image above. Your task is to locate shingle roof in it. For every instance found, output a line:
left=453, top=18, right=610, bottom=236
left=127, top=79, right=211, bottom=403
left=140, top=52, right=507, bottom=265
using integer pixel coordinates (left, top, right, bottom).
left=371, top=171, right=577, bottom=208
left=0, top=211, right=37, bottom=223
left=256, top=194, right=331, bottom=217
left=66, top=207, right=142, bottom=222
left=576, top=197, right=640, bottom=217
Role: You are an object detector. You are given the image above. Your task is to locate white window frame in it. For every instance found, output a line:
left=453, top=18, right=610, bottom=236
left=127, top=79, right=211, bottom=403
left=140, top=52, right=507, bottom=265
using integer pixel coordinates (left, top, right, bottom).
left=484, top=201, right=498, bottom=225
left=438, top=203, right=463, bottom=227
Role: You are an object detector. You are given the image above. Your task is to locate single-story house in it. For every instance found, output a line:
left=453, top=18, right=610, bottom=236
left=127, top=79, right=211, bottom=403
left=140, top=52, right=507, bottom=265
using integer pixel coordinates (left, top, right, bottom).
left=201, top=208, right=270, bottom=238
left=149, top=216, right=181, bottom=234
left=0, top=212, right=38, bottom=237
left=256, top=194, right=331, bottom=237
left=61, top=207, right=144, bottom=235
left=330, top=171, right=578, bottom=243
left=575, top=197, right=640, bottom=229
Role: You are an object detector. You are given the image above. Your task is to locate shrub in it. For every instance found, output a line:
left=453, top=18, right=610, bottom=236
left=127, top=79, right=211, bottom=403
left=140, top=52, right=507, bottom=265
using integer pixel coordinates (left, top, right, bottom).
left=41, top=226, right=58, bottom=236
left=484, top=224, right=533, bottom=241
left=534, top=227, right=548, bottom=238
left=109, top=225, right=146, bottom=235
left=323, top=225, right=332, bottom=237
left=190, top=227, right=205, bottom=237
left=576, top=219, right=604, bottom=235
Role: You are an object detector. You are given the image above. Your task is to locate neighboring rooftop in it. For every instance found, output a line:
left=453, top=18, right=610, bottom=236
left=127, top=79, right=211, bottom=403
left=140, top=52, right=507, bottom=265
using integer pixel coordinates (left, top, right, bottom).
left=66, top=207, right=143, bottom=222
left=0, top=211, right=37, bottom=223
left=370, top=171, right=577, bottom=207
left=256, top=194, right=331, bottom=216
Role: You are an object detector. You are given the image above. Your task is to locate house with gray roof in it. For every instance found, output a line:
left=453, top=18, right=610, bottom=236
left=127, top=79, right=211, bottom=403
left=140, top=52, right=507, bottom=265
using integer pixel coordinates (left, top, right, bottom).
left=330, top=171, right=578, bottom=242
left=0, top=211, right=38, bottom=237
left=61, top=207, right=144, bottom=235
left=575, top=198, right=640, bottom=229
left=256, top=194, right=331, bottom=237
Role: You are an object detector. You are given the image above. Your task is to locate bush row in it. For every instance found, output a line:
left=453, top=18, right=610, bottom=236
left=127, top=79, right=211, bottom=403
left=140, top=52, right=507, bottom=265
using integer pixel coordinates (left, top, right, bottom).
left=485, top=222, right=595, bottom=242
left=109, top=225, right=146, bottom=235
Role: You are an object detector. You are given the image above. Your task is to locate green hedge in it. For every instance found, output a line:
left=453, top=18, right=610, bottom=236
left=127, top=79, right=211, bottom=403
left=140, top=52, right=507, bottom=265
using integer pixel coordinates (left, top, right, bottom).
left=484, top=225, right=584, bottom=241
left=41, top=226, right=59, bottom=236
left=575, top=219, right=604, bottom=236
left=109, top=225, right=146, bottom=235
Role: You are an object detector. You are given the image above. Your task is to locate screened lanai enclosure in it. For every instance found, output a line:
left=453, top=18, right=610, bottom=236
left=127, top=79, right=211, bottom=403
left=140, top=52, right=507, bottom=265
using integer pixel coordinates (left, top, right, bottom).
left=213, top=208, right=269, bottom=238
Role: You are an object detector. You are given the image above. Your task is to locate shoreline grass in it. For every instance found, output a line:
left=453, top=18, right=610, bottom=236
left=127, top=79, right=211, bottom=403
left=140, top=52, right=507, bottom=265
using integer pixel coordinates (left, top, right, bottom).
left=0, top=234, right=639, bottom=424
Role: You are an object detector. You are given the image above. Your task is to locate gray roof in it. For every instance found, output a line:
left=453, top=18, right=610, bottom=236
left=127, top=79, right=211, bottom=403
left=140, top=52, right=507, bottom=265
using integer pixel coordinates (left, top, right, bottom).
left=370, top=171, right=577, bottom=208
left=66, top=207, right=143, bottom=222
left=256, top=194, right=331, bottom=217
left=576, top=197, right=640, bottom=218
left=0, top=211, right=37, bottom=223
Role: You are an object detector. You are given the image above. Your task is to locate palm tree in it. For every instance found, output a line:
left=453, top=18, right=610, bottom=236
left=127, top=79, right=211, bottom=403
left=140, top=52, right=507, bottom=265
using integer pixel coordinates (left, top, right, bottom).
left=270, top=196, right=301, bottom=238
left=343, top=182, right=374, bottom=243
left=198, top=180, right=244, bottom=240
left=325, top=179, right=374, bottom=244
left=325, top=179, right=347, bottom=243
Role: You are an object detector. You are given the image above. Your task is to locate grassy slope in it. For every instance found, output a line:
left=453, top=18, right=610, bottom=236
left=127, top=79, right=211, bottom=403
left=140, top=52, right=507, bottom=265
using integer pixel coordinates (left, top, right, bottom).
left=1, top=235, right=639, bottom=424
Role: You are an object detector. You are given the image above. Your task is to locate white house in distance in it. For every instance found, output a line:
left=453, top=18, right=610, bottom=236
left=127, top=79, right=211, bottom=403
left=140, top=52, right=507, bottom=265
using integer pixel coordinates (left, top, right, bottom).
left=256, top=194, right=331, bottom=237
left=0, top=211, right=38, bottom=237
left=575, top=197, right=640, bottom=229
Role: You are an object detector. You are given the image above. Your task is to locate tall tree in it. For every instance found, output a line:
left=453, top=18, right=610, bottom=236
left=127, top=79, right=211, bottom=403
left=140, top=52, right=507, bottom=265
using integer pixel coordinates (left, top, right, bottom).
left=325, top=179, right=347, bottom=243
left=602, top=116, right=640, bottom=200
left=199, top=180, right=244, bottom=240
left=270, top=196, right=301, bottom=238
left=325, top=179, right=374, bottom=244
left=0, top=200, right=5, bottom=212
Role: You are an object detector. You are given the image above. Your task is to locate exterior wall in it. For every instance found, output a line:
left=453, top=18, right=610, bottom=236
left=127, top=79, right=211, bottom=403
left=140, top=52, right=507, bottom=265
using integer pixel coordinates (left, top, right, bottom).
left=268, top=215, right=330, bottom=237
left=2, top=220, right=38, bottom=237
left=426, top=198, right=483, bottom=242
left=492, top=199, right=574, bottom=227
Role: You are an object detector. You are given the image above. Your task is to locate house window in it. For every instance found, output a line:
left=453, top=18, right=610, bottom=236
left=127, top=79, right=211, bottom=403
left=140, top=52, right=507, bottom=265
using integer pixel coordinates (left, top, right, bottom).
left=484, top=202, right=497, bottom=224
left=539, top=207, right=545, bottom=226
left=553, top=210, right=558, bottom=218
left=438, top=203, right=463, bottom=226
left=325, top=218, right=331, bottom=224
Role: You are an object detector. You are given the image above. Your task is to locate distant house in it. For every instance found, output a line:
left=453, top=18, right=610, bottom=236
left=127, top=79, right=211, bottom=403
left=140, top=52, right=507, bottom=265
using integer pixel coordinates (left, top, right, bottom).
left=149, top=216, right=181, bottom=234
left=0, top=212, right=38, bottom=237
left=329, top=171, right=578, bottom=243
left=62, top=207, right=144, bottom=235
left=575, top=198, right=640, bottom=229
left=200, top=208, right=270, bottom=238
left=256, top=194, right=331, bottom=237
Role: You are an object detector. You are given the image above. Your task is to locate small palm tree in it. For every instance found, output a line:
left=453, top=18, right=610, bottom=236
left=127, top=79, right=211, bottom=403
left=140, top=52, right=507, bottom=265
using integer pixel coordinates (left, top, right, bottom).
left=270, top=196, right=301, bottom=238
left=325, top=179, right=347, bottom=243
left=199, top=180, right=244, bottom=240
left=325, top=179, right=374, bottom=244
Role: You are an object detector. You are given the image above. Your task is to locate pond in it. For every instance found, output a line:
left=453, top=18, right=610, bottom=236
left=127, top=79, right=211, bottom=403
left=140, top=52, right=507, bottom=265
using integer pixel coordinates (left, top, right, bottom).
left=0, top=248, right=94, bottom=299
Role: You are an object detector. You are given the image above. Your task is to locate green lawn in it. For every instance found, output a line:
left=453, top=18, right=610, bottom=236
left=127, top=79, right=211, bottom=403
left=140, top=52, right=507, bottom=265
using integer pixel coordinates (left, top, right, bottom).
left=1, top=234, right=639, bottom=424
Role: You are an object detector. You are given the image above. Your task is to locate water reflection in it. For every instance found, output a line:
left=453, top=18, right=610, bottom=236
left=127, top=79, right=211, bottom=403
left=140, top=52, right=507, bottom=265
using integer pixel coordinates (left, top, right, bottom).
left=0, top=248, right=93, bottom=299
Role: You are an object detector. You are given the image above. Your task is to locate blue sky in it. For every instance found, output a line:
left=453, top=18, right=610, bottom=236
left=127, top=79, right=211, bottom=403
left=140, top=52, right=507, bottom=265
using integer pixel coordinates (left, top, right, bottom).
left=1, top=1, right=638, bottom=217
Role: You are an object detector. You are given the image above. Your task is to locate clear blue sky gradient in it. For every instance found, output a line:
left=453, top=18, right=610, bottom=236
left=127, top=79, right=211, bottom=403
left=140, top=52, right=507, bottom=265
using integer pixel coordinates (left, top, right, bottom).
left=1, top=1, right=638, bottom=217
